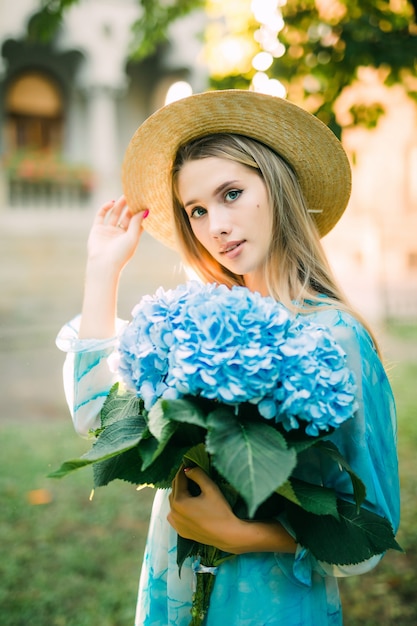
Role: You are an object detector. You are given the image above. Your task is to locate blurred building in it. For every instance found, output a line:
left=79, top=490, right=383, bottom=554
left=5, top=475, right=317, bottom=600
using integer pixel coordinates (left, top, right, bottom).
left=0, top=1, right=416, bottom=321
left=323, top=68, right=417, bottom=321
left=0, top=0, right=207, bottom=209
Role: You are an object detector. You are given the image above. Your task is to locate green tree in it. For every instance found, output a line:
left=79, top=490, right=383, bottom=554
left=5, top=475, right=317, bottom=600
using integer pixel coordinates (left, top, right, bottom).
left=28, top=0, right=204, bottom=57
left=30, top=0, right=417, bottom=134
left=277, top=0, right=417, bottom=133
left=208, top=0, right=417, bottom=134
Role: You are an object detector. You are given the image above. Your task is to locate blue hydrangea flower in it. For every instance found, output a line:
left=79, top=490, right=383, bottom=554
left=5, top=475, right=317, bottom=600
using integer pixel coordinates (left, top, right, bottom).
left=168, top=284, right=292, bottom=404
left=118, top=282, right=357, bottom=434
left=118, top=283, right=200, bottom=409
left=260, top=320, right=357, bottom=435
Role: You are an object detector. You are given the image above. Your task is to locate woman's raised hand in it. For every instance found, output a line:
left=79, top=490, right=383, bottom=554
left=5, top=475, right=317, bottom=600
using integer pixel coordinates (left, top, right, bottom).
left=79, top=196, right=149, bottom=339
left=87, top=195, right=147, bottom=274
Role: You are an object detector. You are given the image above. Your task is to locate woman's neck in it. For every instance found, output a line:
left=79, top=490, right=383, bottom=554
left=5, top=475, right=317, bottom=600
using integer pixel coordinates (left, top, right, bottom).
left=243, top=272, right=269, bottom=297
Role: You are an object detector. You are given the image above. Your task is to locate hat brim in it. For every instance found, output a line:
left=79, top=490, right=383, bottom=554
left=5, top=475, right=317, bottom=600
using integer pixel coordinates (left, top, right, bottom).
left=122, top=89, right=351, bottom=249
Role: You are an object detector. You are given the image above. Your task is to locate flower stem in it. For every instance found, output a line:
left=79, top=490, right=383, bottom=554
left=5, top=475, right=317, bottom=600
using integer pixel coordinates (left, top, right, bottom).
left=188, top=543, right=231, bottom=626
left=190, top=571, right=216, bottom=626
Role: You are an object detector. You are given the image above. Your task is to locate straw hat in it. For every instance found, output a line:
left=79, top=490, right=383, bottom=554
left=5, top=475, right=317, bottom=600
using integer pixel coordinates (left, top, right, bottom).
left=122, top=89, right=351, bottom=249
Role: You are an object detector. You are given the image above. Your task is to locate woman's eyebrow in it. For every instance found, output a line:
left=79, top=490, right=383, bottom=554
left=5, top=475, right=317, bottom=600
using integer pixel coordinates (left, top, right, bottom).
left=184, top=180, right=240, bottom=208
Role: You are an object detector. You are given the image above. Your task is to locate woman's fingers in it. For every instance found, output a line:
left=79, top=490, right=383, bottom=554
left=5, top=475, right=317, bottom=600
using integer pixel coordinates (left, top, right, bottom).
left=95, top=197, right=149, bottom=234
left=171, top=466, right=217, bottom=503
left=106, top=196, right=127, bottom=226
left=95, top=199, right=117, bottom=224
left=182, top=466, right=217, bottom=495
left=126, top=208, right=149, bottom=235
left=94, top=196, right=127, bottom=226
left=168, top=466, right=239, bottom=549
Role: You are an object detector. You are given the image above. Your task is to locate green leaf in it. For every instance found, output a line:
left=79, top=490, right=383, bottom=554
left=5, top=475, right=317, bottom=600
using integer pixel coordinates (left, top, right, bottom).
left=93, top=440, right=190, bottom=488
left=276, top=480, right=300, bottom=505
left=49, top=416, right=146, bottom=479
left=286, top=478, right=339, bottom=519
left=183, top=444, right=210, bottom=473
left=137, top=435, right=160, bottom=470
left=146, top=400, right=180, bottom=463
left=159, top=398, right=208, bottom=428
left=48, top=458, right=93, bottom=478
left=176, top=535, right=200, bottom=575
left=138, top=443, right=191, bottom=488
left=287, top=499, right=402, bottom=565
left=93, top=446, right=143, bottom=487
left=145, top=399, right=206, bottom=471
left=100, top=384, right=144, bottom=428
left=283, top=427, right=335, bottom=453
left=206, top=408, right=297, bottom=517
left=313, top=440, right=367, bottom=511
left=84, top=416, right=146, bottom=462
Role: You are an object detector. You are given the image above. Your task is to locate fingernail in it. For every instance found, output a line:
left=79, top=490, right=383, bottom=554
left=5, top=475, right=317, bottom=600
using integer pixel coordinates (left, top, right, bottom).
left=143, top=209, right=149, bottom=219
left=183, top=467, right=191, bottom=473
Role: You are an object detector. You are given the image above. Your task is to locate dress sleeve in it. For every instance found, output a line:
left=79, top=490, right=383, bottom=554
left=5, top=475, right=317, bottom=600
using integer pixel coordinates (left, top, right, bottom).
left=56, top=315, right=127, bottom=438
left=276, top=308, right=400, bottom=583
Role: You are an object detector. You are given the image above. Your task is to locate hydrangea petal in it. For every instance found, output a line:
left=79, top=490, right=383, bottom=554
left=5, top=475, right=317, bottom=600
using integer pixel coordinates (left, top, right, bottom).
left=118, top=281, right=357, bottom=433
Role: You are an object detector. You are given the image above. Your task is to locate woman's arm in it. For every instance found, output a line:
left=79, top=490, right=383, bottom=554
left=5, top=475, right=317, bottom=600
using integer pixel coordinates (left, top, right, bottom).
left=79, top=196, right=147, bottom=339
left=57, top=197, right=148, bottom=436
left=168, top=466, right=297, bottom=555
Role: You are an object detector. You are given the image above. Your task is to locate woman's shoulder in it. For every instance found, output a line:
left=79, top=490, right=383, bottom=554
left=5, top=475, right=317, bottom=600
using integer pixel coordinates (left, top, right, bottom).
left=301, top=306, right=377, bottom=358
left=302, top=305, right=394, bottom=407
left=303, top=306, right=361, bottom=329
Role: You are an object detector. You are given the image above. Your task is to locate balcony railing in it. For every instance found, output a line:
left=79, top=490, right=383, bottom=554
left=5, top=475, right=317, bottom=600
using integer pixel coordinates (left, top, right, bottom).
left=7, top=178, right=91, bottom=209
left=2, top=150, right=93, bottom=209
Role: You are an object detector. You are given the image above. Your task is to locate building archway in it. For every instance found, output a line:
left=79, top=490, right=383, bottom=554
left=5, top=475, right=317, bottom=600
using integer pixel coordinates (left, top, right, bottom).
left=5, top=70, right=63, bottom=152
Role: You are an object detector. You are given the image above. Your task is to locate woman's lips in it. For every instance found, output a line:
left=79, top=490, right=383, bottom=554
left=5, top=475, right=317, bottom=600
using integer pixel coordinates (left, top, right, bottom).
left=220, top=240, right=245, bottom=258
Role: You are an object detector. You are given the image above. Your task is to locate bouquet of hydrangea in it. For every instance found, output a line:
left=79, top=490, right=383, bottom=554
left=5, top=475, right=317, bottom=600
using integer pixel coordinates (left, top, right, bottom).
left=51, top=282, right=400, bottom=626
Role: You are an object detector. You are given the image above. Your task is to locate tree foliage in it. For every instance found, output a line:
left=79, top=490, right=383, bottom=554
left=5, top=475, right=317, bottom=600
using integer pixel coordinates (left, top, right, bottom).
left=28, top=0, right=204, bottom=57
left=29, top=0, right=417, bottom=133
left=129, top=0, right=205, bottom=60
left=209, top=0, right=417, bottom=134
left=276, top=0, right=417, bottom=133
left=28, top=0, right=79, bottom=42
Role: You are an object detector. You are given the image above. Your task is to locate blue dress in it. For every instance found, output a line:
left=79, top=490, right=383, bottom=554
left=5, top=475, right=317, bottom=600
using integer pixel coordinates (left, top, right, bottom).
left=57, top=306, right=400, bottom=626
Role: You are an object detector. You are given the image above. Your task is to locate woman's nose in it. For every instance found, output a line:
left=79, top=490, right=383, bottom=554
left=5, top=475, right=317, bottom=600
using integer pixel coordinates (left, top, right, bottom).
left=208, top=207, right=231, bottom=238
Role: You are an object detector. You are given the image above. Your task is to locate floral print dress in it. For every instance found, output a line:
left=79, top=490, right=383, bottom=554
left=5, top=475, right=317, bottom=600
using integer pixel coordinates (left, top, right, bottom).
left=57, top=306, right=400, bottom=626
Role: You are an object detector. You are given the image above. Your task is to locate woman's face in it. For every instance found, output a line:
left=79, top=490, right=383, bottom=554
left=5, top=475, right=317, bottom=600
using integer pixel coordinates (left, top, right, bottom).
left=177, top=157, right=273, bottom=293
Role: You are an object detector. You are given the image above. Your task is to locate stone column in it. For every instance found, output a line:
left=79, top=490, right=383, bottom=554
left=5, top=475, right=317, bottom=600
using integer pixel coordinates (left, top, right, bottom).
left=88, top=85, right=123, bottom=207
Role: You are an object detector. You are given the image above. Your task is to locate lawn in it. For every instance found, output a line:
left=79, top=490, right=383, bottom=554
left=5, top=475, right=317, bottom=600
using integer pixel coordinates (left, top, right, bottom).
left=0, top=421, right=154, bottom=626
left=338, top=353, right=417, bottom=625
left=1, top=331, right=416, bottom=625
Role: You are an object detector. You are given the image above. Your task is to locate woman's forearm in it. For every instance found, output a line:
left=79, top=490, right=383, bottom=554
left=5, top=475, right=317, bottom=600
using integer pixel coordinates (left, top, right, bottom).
left=79, top=261, right=120, bottom=339
left=221, top=518, right=297, bottom=555
left=77, top=198, right=145, bottom=339
left=168, top=467, right=297, bottom=556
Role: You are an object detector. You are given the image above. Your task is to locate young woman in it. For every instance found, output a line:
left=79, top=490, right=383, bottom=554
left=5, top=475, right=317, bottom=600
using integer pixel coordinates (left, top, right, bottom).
left=57, top=90, right=400, bottom=625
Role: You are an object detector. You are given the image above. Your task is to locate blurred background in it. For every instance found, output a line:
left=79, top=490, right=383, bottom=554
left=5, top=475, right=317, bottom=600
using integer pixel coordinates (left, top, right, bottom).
left=0, top=1, right=416, bottom=624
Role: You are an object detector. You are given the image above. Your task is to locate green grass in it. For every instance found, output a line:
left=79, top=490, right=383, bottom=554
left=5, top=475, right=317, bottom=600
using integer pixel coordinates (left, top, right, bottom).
left=338, top=358, right=417, bottom=625
left=385, top=320, right=417, bottom=343
left=1, top=353, right=416, bottom=625
left=0, top=421, right=154, bottom=626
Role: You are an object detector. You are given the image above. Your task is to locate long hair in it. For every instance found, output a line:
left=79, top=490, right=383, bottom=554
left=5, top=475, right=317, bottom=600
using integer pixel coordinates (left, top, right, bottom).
left=171, top=133, right=378, bottom=345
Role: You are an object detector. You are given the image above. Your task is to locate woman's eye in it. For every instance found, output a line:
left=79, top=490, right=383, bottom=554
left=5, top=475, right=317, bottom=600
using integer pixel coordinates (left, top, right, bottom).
left=225, top=189, right=242, bottom=202
left=190, top=206, right=206, bottom=219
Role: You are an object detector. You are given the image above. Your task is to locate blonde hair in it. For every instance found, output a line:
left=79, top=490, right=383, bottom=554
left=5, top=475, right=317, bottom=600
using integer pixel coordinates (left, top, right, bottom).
left=171, top=134, right=378, bottom=345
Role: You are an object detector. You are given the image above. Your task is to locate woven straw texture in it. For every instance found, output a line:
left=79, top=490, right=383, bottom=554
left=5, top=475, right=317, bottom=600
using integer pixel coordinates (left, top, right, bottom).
left=122, top=90, right=351, bottom=249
